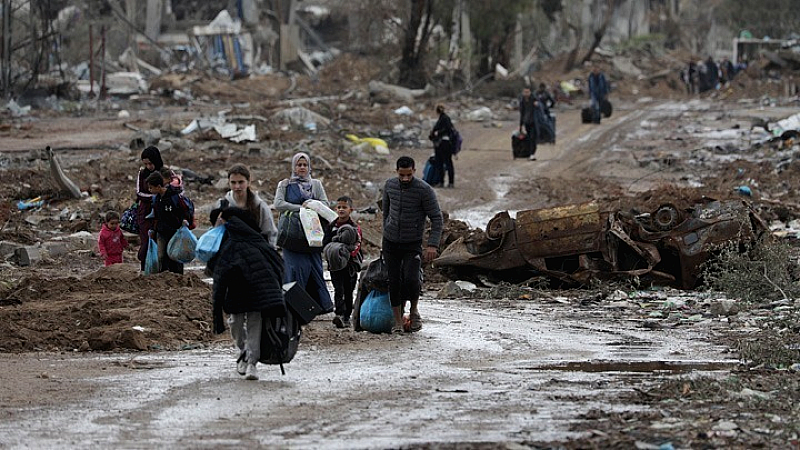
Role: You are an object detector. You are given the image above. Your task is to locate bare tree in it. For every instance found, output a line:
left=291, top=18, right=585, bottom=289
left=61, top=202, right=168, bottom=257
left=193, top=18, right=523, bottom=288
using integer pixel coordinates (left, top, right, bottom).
left=578, top=0, right=621, bottom=65
left=397, top=0, right=437, bottom=88
left=561, top=0, right=621, bottom=72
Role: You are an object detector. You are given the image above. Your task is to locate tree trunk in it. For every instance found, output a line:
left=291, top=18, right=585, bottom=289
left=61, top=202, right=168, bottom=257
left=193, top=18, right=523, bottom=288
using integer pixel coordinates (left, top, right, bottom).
left=579, top=0, right=618, bottom=66
left=398, top=0, right=434, bottom=88
left=563, top=21, right=581, bottom=73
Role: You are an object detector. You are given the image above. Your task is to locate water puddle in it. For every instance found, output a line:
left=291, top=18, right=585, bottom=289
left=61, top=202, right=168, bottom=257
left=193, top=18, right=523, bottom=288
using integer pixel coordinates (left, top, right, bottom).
left=528, top=359, right=739, bottom=373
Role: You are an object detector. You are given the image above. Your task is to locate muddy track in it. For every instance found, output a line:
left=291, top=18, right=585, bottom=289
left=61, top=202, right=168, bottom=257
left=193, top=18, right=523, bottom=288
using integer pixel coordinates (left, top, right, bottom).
left=0, top=297, right=735, bottom=448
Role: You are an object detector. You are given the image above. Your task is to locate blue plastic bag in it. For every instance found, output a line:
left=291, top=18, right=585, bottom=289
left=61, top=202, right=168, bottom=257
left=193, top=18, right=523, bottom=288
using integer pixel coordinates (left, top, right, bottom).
left=167, top=223, right=198, bottom=264
left=359, top=290, right=394, bottom=334
left=144, top=236, right=160, bottom=275
left=196, top=224, right=226, bottom=262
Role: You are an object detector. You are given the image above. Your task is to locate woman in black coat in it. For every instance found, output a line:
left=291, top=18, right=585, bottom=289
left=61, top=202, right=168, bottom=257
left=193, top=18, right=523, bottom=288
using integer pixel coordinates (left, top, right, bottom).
left=211, top=207, right=285, bottom=380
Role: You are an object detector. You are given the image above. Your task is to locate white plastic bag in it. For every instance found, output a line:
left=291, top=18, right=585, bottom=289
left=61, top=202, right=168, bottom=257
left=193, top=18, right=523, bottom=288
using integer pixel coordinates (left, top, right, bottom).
left=299, top=207, right=324, bottom=247
left=303, top=199, right=338, bottom=223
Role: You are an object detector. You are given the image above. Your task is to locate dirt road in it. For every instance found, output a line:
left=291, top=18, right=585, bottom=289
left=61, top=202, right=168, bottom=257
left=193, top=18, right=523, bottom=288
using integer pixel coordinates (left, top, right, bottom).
left=0, top=293, right=735, bottom=448
left=0, top=103, right=748, bottom=448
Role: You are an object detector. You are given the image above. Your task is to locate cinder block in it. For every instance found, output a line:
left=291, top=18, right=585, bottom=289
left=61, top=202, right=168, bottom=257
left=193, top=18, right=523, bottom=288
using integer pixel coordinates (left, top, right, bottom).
left=16, top=246, right=41, bottom=266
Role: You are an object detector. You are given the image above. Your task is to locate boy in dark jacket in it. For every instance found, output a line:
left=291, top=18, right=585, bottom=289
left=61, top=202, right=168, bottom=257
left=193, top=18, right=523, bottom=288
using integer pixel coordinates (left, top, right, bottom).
left=211, top=207, right=285, bottom=381
left=146, top=171, right=190, bottom=274
left=323, top=196, right=363, bottom=328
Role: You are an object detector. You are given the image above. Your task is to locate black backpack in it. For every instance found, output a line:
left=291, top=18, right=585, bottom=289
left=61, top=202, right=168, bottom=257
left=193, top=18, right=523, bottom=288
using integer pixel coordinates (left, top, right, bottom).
left=257, top=243, right=302, bottom=375
left=258, top=309, right=301, bottom=375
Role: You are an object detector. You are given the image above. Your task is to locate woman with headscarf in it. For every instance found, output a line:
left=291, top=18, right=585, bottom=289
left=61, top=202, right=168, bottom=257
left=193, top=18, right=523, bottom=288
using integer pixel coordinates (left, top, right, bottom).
left=274, top=152, right=333, bottom=313
left=135, top=146, right=163, bottom=270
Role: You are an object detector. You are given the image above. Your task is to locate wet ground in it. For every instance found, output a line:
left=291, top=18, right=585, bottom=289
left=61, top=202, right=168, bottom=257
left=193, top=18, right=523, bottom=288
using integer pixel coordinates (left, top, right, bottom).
left=0, top=294, right=737, bottom=448
left=2, top=95, right=800, bottom=448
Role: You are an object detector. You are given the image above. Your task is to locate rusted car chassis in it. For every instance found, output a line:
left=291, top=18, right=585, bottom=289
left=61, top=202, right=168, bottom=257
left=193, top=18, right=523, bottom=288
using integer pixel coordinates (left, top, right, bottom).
left=434, top=199, right=768, bottom=289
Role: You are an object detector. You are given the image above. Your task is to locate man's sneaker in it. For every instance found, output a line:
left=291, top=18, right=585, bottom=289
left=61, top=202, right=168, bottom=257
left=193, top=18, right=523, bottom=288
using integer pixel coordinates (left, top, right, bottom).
left=528, top=155, right=537, bottom=161
left=332, top=315, right=345, bottom=329
left=245, top=363, right=258, bottom=380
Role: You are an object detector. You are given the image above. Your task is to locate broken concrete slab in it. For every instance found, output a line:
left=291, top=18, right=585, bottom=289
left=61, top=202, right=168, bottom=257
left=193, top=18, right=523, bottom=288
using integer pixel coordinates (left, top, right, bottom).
left=0, top=241, right=24, bottom=259
left=271, top=107, right=331, bottom=129
left=466, top=107, right=493, bottom=122
left=48, top=146, right=82, bottom=199
left=105, top=72, right=148, bottom=95
left=16, top=246, right=42, bottom=267
left=43, top=241, right=69, bottom=258
left=438, top=281, right=464, bottom=299
left=130, top=129, right=162, bottom=150
left=368, top=80, right=431, bottom=103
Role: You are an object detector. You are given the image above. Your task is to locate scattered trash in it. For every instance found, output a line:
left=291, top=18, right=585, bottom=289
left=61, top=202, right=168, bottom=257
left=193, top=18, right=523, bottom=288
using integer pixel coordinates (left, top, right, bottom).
left=393, top=106, right=413, bottom=116
left=735, top=186, right=752, bottom=196
left=17, top=197, right=45, bottom=210
left=6, top=99, right=31, bottom=117
left=345, top=134, right=389, bottom=154
left=181, top=117, right=257, bottom=143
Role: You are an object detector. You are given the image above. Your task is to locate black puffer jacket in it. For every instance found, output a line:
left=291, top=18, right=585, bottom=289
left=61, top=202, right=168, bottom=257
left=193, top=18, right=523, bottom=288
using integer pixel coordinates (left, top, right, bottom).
left=382, top=177, right=443, bottom=247
left=212, top=216, right=285, bottom=333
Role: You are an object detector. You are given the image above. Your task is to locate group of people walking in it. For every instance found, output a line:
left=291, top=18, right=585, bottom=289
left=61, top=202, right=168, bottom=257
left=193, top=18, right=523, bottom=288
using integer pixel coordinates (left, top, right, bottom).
left=116, top=146, right=442, bottom=380
left=680, top=56, right=741, bottom=95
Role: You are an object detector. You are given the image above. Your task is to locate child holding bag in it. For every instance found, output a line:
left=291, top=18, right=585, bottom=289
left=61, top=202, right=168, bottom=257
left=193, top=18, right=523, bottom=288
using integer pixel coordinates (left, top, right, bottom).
left=146, top=171, right=190, bottom=274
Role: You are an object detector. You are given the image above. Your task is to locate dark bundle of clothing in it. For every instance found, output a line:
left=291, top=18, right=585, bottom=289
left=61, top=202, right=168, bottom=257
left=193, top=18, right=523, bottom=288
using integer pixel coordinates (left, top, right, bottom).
left=324, top=223, right=362, bottom=273
left=212, top=212, right=285, bottom=334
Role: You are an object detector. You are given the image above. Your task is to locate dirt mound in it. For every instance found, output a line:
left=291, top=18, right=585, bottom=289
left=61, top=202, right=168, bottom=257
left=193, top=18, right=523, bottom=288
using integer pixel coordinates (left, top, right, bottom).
left=0, top=264, right=217, bottom=352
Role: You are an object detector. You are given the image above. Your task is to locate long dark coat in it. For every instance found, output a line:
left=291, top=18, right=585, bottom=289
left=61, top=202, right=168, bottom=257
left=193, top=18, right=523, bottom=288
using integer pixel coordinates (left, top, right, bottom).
left=212, top=216, right=285, bottom=333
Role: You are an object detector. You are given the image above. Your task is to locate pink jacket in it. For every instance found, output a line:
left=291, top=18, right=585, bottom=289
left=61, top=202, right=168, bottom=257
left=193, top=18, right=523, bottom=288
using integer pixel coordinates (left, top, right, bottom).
left=98, top=224, right=128, bottom=266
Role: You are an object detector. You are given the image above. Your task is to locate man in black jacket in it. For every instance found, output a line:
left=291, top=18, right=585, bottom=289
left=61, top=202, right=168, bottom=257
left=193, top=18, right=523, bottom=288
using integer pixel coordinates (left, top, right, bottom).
left=382, top=156, right=444, bottom=334
left=519, top=87, right=540, bottom=160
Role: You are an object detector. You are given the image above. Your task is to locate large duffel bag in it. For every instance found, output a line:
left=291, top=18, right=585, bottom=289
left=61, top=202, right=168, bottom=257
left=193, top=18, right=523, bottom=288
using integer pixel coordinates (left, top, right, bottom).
left=511, top=131, right=531, bottom=158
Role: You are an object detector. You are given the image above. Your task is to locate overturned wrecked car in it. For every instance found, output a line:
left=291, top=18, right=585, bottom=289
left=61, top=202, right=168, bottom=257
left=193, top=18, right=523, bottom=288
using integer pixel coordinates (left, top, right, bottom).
left=434, top=199, right=768, bottom=289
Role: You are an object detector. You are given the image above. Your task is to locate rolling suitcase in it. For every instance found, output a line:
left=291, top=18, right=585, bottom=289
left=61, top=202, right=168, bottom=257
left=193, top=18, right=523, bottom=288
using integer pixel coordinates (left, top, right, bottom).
left=511, top=131, right=531, bottom=158
left=582, top=107, right=601, bottom=124
left=600, top=99, right=613, bottom=118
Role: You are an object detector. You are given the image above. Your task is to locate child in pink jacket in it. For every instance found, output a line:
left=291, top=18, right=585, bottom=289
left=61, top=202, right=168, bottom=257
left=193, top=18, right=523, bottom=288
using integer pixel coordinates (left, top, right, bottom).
left=98, top=211, right=129, bottom=266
